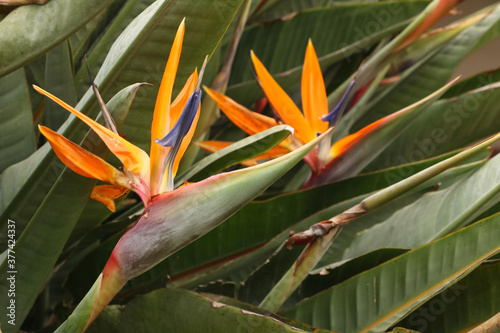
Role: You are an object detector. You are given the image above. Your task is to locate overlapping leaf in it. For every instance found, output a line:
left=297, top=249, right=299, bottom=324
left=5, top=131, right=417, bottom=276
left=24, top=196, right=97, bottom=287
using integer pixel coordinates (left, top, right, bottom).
left=226, top=1, right=428, bottom=105
left=285, top=213, right=500, bottom=332
left=0, top=0, right=114, bottom=77
left=0, top=69, right=35, bottom=172
left=0, top=84, right=142, bottom=332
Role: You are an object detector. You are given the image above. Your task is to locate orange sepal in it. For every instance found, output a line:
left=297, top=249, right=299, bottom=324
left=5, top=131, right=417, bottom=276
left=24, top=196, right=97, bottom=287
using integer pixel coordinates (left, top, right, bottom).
left=395, top=0, right=460, bottom=52
left=302, top=40, right=329, bottom=134
left=150, top=20, right=185, bottom=195
left=39, top=125, right=129, bottom=187
left=90, top=185, right=130, bottom=212
left=330, top=116, right=388, bottom=158
left=204, top=86, right=277, bottom=136
left=34, top=86, right=150, bottom=181
left=251, top=51, right=315, bottom=144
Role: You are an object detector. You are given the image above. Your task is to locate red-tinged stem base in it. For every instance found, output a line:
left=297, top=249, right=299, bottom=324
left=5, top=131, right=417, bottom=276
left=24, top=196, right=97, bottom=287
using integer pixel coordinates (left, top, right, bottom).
left=84, top=254, right=127, bottom=331
left=55, top=253, right=127, bottom=333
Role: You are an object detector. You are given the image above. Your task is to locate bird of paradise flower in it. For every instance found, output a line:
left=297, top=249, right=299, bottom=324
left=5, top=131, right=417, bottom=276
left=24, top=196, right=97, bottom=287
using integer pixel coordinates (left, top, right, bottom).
left=200, top=40, right=386, bottom=188
left=36, top=20, right=326, bottom=332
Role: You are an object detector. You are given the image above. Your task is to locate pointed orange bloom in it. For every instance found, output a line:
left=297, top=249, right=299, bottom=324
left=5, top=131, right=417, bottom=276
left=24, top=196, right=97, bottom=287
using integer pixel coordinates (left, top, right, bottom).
left=251, top=51, right=316, bottom=144
left=204, top=87, right=278, bottom=135
left=201, top=87, right=294, bottom=164
left=38, top=20, right=206, bottom=210
left=302, top=40, right=329, bottom=134
left=39, top=125, right=131, bottom=189
left=34, top=86, right=150, bottom=181
left=330, top=117, right=387, bottom=159
left=150, top=19, right=186, bottom=195
left=201, top=40, right=429, bottom=183
left=201, top=41, right=352, bottom=169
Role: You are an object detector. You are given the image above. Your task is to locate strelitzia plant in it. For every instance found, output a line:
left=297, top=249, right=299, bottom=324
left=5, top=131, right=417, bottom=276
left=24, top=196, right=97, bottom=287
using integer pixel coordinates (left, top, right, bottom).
left=3, top=0, right=500, bottom=332
left=33, top=21, right=327, bottom=332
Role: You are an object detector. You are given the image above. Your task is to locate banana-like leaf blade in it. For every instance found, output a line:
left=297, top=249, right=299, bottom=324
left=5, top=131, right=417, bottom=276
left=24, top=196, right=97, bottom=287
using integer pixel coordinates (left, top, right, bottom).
left=44, top=40, right=77, bottom=130
left=226, top=1, right=427, bottom=105
left=87, top=288, right=310, bottom=333
left=367, top=82, right=500, bottom=171
left=0, top=69, right=35, bottom=172
left=354, top=2, right=500, bottom=129
left=0, top=84, right=142, bottom=331
left=397, top=260, right=500, bottom=332
left=165, top=150, right=487, bottom=289
left=0, top=0, right=114, bottom=77
left=285, top=213, right=500, bottom=332
left=318, top=152, right=500, bottom=268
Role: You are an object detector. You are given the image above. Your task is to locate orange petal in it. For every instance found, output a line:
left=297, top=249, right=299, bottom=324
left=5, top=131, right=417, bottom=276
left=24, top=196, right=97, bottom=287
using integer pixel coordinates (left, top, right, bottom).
left=251, top=51, right=315, bottom=144
left=198, top=140, right=291, bottom=166
left=33, top=86, right=150, bottom=181
left=150, top=20, right=185, bottom=195
left=396, top=0, right=460, bottom=52
left=39, top=125, right=130, bottom=188
left=302, top=40, right=329, bottom=134
left=330, top=116, right=388, bottom=158
left=90, top=185, right=130, bottom=212
left=204, top=86, right=277, bottom=135
left=170, top=71, right=198, bottom=181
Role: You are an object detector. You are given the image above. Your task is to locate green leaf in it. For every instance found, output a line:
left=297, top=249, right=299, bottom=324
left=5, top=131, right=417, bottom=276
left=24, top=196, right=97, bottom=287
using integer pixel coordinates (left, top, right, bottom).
left=226, top=1, right=428, bottom=105
left=354, top=2, right=500, bottom=130
left=0, top=83, right=142, bottom=332
left=87, top=288, right=309, bottom=332
left=73, top=0, right=152, bottom=95
left=249, top=0, right=421, bottom=23
left=70, top=0, right=130, bottom=66
left=240, top=247, right=408, bottom=309
left=0, top=0, right=114, bottom=77
left=44, top=40, right=77, bottom=130
left=396, top=260, right=500, bottom=332
left=317, top=151, right=500, bottom=268
left=165, top=150, right=485, bottom=288
left=0, top=85, right=106, bottom=247
left=306, top=77, right=457, bottom=186
left=366, top=81, right=500, bottom=171
left=442, top=68, right=500, bottom=98
left=177, top=124, right=293, bottom=183
left=285, top=213, right=500, bottom=332
left=55, top=274, right=104, bottom=333
left=0, top=68, right=35, bottom=173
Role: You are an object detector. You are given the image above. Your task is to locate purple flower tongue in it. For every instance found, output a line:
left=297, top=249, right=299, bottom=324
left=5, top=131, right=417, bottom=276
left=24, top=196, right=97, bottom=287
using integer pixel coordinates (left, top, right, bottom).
left=155, top=88, right=202, bottom=148
left=322, top=79, right=356, bottom=127
left=155, top=56, right=208, bottom=190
